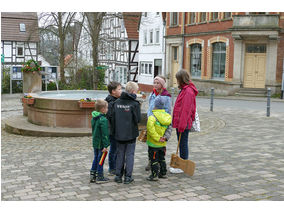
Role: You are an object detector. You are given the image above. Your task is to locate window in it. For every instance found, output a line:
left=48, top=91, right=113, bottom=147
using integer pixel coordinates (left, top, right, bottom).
left=140, top=62, right=153, bottom=75
left=246, top=44, right=266, bottom=53
left=19, top=23, right=26, bottom=32
left=149, top=64, right=152, bottom=74
left=173, top=47, right=178, bottom=61
left=156, top=12, right=159, bottom=16
left=189, top=12, right=196, bottom=24
left=190, top=44, right=202, bottom=78
left=211, top=12, right=218, bottom=21
left=170, top=12, right=178, bottom=26
left=155, top=30, right=160, bottom=44
left=145, top=12, right=147, bottom=17
left=150, top=30, right=153, bottom=44
left=144, top=30, right=147, bottom=44
left=16, top=46, right=24, bottom=57
left=124, top=67, right=127, bottom=83
left=199, top=12, right=207, bottom=22
left=212, top=42, right=226, bottom=79
left=223, top=12, right=231, bottom=19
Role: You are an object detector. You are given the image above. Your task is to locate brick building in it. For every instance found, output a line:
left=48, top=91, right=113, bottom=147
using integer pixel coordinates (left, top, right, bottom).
left=165, top=12, right=284, bottom=95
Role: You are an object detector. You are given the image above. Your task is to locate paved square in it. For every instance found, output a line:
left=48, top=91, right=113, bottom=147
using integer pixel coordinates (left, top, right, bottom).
left=1, top=94, right=284, bottom=201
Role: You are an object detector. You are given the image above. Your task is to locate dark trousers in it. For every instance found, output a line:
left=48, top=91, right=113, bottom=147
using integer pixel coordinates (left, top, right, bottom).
left=90, top=148, right=104, bottom=175
left=176, top=129, right=190, bottom=160
left=115, top=141, right=136, bottom=178
left=108, top=135, right=117, bottom=172
left=148, top=146, right=167, bottom=177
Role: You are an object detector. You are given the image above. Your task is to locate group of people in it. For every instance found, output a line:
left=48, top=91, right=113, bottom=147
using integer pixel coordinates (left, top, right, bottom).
left=90, top=69, right=198, bottom=184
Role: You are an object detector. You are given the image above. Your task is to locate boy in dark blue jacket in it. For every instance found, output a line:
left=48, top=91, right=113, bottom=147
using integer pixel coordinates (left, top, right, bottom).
left=105, top=81, right=122, bottom=176
left=112, top=81, right=141, bottom=184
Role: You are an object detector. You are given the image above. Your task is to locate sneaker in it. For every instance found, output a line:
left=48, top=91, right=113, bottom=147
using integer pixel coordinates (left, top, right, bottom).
left=158, top=174, right=168, bottom=179
left=96, top=176, right=109, bottom=184
left=145, top=162, right=151, bottom=171
left=169, top=167, right=184, bottom=174
left=90, top=171, right=96, bottom=183
left=146, top=175, right=158, bottom=181
left=114, top=175, right=122, bottom=183
left=109, top=170, right=116, bottom=176
left=124, top=176, right=134, bottom=184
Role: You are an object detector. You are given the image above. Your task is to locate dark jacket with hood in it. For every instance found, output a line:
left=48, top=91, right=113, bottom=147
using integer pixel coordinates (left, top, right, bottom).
left=105, top=94, right=118, bottom=135
left=111, top=92, right=141, bottom=143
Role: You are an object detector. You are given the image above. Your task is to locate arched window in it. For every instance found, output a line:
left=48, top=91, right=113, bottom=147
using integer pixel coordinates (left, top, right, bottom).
left=190, top=43, right=202, bottom=78
left=212, top=42, right=226, bottom=79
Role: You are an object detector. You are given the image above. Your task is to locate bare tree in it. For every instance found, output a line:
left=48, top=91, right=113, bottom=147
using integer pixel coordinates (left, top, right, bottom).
left=39, top=12, right=76, bottom=84
left=84, top=12, right=106, bottom=89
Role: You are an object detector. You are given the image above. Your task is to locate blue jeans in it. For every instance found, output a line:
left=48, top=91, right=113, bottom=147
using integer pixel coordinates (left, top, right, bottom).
left=91, top=148, right=104, bottom=175
left=176, top=129, right=190, bottom=160
left=108, top=135, right=117, bottom=172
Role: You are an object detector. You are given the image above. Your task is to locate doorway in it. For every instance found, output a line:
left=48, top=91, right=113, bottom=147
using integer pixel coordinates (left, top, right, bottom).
left=172, top=46, right=179, bottom=87
left=244, top=44, right=266, bottom=88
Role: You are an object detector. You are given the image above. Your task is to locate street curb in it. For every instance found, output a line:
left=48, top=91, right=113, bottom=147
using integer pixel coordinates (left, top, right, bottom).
left=196, top=96, right=284, bottom=103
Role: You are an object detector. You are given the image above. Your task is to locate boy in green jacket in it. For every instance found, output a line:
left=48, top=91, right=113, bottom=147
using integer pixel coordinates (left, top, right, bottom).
left=90, top=99, right=111, bottom=184
left=146, top=96, right=172, bottom=181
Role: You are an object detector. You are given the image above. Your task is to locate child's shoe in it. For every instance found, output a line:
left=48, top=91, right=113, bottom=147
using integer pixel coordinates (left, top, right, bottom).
left=96, top=175, right=109, bottom=184
left=158, top=173, right=168, bottom=179
left=145, top=160, right=151, bottom=171
left=109, top=170, right=116, bottom=176
left=169, top=167, right=183, bottom=174
left=90, top=171, right=96, bottom=183
left=114, top=175, right=122, bottom=183
left=124, top=176, right=134, bottom=184
left=147, top=175, right=158, bottom=181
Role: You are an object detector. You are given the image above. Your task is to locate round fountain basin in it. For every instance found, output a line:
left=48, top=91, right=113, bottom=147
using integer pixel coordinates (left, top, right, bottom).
left=26, top=90, right=109, bottom=128
left=25, top=90, right=146, bottom=129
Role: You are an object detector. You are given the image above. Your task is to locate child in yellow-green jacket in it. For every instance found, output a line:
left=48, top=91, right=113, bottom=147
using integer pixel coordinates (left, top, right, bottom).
left=146, top=96, right=172, bottom=181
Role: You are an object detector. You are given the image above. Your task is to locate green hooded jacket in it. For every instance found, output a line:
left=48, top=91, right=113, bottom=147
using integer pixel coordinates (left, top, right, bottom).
left=91, top=111, right=110, bottom=149
left=146, top=109, right=172, bottom=148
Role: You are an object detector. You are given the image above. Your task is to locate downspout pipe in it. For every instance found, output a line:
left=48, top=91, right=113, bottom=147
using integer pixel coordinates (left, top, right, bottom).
left=180, top=12, right=186, bottom=70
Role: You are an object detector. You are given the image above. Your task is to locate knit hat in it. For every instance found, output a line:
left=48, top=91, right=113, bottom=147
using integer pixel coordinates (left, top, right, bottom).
left=154, top=76, right=166, bottom=88
left=154, top=95, right=166, bottom=109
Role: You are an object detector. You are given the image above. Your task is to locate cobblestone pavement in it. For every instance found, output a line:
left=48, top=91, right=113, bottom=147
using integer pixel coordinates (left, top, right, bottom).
left=1, top=94, right=284, bottom=201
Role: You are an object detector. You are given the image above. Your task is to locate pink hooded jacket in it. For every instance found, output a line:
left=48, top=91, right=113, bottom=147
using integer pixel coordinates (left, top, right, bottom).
left=172, top=82, right=198, bottom=133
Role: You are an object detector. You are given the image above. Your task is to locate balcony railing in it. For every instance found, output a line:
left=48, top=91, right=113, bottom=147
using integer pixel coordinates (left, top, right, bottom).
left=232, top=15, right=279, bottom=29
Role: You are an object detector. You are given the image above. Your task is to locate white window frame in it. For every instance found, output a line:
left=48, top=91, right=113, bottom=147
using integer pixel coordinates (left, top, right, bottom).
left=144, top=30, right=147, bottom=45
left=170, top=12, right=178, bottom=26
left=16, top=45, right=24, bottom=57
left=149, top=30, right=153, bottom=44
left=140, top=61, right=153, bottom=75
left=19, top=23, right=26, bottom=32
left=155, top=29, right=160, bottom=44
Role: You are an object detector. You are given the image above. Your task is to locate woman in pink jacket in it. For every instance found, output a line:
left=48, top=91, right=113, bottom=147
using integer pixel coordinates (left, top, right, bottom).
left=170, top=69, right=198, bottom=174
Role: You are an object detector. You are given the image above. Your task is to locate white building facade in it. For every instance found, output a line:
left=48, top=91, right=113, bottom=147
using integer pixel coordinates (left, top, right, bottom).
left=138, top=12, right=166, bottom=92
left=99, top=12, right=129, bottom=86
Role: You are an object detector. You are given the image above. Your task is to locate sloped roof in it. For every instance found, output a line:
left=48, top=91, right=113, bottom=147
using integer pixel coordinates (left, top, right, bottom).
left=123, top=12, right=141, bottom=40
left=1, top=12, right=40, bottom=42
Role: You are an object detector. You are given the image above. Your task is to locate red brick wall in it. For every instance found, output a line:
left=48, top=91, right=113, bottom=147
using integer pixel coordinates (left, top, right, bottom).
left=138, top=83, right=153, bottom=92
left=166, top=12, right=182, bottom=36
left=183, top=33, right=234, bottom=79
left=276, top=13, right=284, bottom=83
left=276, top=33, right=284, bottom=83
left=185, top=20, right=233, bottom=35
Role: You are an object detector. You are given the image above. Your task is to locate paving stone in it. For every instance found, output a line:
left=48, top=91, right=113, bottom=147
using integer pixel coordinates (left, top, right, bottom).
left=2, top=95, right=284, bottom=201
left=223, top=194, right=243, bottom=200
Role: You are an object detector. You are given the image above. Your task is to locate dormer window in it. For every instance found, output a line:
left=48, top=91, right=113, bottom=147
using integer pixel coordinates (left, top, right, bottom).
left=20, top=23, right=26, bottom=32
